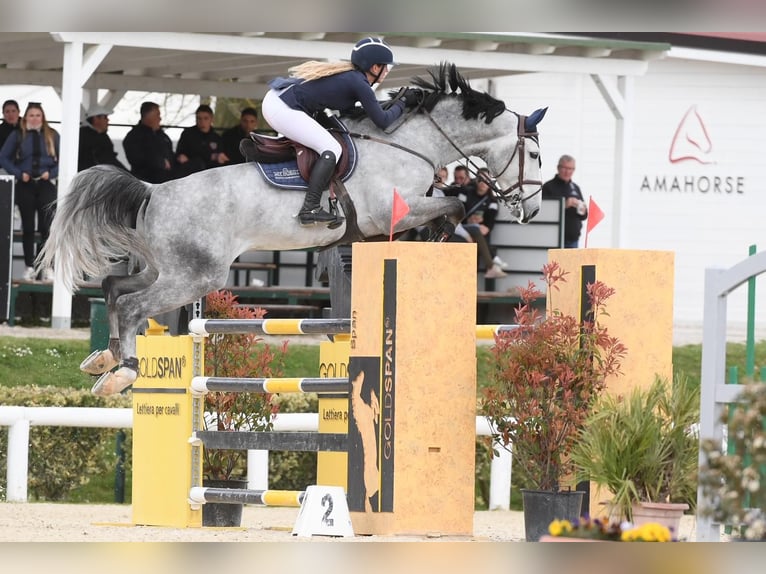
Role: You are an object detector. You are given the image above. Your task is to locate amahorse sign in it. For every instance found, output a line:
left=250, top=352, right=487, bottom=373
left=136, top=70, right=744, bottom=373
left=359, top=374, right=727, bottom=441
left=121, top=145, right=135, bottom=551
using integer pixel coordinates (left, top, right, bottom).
left=37, top=63, right=547, bottom=397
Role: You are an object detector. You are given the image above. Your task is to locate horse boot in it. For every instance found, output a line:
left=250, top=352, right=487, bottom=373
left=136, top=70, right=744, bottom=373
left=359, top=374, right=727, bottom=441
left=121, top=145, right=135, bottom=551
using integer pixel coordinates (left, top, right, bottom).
left=298, top=151, right=345, bottom=227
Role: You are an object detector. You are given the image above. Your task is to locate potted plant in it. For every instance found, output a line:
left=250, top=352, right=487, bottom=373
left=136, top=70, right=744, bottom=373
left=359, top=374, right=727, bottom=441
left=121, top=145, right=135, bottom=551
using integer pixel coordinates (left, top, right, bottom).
left=570, top=374, right=699, bottom=535
left=699, top=382, right=766, bottom=541
left=481, top=261, right=627, bottom=541
left=201, top=290, right=286, bottom=526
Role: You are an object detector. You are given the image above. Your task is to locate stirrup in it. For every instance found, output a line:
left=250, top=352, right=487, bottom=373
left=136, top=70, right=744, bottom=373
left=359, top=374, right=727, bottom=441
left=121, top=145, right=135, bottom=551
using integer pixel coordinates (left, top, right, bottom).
left=327, top=197, right=345, bottom=229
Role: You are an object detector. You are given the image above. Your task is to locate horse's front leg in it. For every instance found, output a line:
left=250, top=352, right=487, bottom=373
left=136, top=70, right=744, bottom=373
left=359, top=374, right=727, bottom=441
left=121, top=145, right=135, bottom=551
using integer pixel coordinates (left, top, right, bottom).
left=393, top=196, right=464, bottom=242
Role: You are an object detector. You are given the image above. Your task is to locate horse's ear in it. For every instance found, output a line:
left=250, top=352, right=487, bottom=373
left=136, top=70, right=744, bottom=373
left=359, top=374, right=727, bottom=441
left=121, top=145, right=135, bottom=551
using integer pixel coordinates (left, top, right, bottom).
left=524, top=107, right=548, bottom=132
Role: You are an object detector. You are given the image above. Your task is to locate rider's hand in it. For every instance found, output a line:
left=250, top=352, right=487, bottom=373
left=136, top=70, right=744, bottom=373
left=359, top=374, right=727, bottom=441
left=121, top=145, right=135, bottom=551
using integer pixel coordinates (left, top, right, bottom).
left=401, top=88, right=423, bottom=108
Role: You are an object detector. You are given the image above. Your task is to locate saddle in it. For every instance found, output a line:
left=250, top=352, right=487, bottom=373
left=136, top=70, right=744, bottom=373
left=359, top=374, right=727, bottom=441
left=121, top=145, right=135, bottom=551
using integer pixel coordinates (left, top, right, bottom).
left=239, top=115, right=357, bottom=190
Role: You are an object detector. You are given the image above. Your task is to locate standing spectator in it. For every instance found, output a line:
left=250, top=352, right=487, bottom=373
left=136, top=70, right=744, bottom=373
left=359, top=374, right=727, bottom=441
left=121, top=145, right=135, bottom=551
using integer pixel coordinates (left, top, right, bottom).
left=78, top=104, right=128, bottom=171
left=123, top=101, right=177, bottom=183
left=175, top=104, right=227, bottom=175
left=0, top=102, right=59, bottom=281
left=221, top=107, right=258, bottom=165
left=0, top=99, right=20, bottom=153
left=542, top=154, right=588, bottom=248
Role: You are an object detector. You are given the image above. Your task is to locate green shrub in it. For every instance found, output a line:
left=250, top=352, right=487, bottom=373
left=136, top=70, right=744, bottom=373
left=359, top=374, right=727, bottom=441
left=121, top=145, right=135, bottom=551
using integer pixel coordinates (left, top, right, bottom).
left=0, top=385, right=131, bottom=501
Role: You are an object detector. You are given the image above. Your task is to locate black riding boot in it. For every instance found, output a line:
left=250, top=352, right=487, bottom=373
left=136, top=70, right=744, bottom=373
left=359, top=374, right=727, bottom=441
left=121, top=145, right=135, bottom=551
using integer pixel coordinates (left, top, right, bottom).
left=299, top=151, right=343, bottom=226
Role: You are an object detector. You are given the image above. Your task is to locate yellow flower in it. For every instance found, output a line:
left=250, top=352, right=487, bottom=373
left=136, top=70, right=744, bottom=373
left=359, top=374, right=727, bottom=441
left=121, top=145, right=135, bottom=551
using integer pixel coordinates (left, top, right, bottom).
left=548, top=519, right=573, bottom=537
left=620, top=523, right=671, bottom=542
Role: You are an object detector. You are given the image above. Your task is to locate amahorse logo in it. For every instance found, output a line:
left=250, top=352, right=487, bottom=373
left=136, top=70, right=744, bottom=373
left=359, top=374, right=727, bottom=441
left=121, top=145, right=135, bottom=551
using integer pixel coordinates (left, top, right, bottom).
left=668, top=105, right=715, bottom=165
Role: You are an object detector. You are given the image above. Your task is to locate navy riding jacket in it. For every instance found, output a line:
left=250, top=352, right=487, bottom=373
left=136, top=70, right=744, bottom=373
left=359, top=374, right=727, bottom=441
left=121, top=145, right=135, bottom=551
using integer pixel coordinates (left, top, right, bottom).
left=278, top=69, right=404, bottom=130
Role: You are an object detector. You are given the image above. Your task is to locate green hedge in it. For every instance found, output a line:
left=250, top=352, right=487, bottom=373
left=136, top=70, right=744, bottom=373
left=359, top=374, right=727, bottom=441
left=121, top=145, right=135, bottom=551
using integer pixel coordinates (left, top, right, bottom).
left=0, top=386, right=131, bottom=501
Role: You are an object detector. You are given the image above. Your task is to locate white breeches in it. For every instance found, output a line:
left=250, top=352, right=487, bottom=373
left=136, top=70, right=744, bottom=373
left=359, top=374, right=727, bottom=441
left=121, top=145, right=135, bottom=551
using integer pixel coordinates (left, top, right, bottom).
left=261, top=89, right=342, bottom=161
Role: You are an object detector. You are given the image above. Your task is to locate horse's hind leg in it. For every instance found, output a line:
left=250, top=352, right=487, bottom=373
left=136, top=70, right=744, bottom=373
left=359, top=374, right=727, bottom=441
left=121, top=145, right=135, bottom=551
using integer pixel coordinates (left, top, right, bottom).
left=80, top=266, right=158, bottom=375
left=91, top=265, right=229, bottom=396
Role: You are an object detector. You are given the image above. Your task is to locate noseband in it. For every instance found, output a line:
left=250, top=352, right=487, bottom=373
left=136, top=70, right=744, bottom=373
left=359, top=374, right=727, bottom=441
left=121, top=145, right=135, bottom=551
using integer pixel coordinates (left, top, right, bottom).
left=492, top=112, right=543, bottom=209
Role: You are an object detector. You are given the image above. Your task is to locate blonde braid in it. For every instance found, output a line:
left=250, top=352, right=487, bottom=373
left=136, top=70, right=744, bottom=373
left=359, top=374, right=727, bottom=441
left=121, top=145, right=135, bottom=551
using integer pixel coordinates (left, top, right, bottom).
left=288, top=61, right=355, bottom=82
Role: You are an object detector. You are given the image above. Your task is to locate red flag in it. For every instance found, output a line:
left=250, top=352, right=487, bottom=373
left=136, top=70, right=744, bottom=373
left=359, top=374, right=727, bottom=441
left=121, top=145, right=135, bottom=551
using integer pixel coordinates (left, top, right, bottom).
left=584, top=197, right=605, bottom=248
left=389, top=188, right=410, bottom=241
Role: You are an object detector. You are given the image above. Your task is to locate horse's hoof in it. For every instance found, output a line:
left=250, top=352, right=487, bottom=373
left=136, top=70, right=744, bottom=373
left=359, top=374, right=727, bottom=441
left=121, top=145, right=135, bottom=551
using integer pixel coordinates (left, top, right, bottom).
left=80, top=349, right=118, bottom=375
left=91, top=367, right=137, bottom=396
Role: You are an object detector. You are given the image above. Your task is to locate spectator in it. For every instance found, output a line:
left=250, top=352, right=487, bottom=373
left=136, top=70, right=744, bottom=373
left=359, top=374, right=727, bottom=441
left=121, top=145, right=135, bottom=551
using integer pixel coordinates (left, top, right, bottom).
left=123, top=101, right=177, bottom=183
left=175, top=104, right=227, bottom=175
left=78, top=104, right=128, bottom=171
left=0, top=102, right=59, bottom=281
left=221, top=107, right=258, bottom=165
left=0, top=99, right=20, bottom=152
left=455, top=167, right=507, bottom=279
left=450, top=164, right=472, bottom=188
left=542, top=154, right=587, bottom=248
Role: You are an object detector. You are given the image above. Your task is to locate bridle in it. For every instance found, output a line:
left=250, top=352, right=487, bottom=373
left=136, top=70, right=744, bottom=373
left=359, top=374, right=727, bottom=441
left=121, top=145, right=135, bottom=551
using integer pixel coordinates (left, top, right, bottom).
left=422, top=107, right=542, bottom=219
left=340, top=99, right=542, bottom=220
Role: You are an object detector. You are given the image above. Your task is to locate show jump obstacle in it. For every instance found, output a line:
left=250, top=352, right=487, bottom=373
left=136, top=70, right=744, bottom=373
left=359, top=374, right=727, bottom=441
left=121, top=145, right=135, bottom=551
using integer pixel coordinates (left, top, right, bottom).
left=131, top=242, right=478, bottom=536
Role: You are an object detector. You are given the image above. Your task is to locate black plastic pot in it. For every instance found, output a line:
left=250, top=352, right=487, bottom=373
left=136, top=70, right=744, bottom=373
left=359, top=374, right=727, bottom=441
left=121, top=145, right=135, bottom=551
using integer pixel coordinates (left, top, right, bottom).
left=202, top=478, right=248, bottom=527
left=521, top=488, right=584, bottom=542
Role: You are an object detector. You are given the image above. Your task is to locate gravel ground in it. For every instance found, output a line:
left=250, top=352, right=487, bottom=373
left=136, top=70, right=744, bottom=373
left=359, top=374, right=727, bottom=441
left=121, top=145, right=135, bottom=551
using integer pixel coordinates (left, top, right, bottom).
left=0, top=503, right=706, bottom=542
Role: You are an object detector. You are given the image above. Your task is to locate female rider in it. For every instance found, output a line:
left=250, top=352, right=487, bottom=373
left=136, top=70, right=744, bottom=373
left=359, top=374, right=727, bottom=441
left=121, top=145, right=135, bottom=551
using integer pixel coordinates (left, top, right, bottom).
left=261, top=37, right=419, bottom=226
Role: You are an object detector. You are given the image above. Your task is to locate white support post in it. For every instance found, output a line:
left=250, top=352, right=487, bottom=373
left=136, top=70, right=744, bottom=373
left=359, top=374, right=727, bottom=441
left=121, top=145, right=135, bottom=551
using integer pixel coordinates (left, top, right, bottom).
left=488, top=443, right=512, bottom=510
left=50, top=41, right=84, bottom=329
left=6, top=419, right=30, bottom=502
left=247, top=449, right=269, bottom=490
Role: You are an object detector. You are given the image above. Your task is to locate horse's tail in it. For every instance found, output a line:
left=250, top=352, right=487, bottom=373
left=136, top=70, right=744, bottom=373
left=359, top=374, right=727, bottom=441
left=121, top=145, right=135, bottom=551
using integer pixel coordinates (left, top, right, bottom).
left=36, top=165, right=153, bottom=291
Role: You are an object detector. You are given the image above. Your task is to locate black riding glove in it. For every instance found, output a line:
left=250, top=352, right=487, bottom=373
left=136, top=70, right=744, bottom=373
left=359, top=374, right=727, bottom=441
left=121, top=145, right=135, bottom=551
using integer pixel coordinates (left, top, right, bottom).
left=401, top=88, right=423, bottom=108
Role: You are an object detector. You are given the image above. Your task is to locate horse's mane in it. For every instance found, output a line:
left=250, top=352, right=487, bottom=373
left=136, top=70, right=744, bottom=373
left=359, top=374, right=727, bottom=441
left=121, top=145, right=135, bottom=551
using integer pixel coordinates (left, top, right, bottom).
left=411, top=62, right=505, bottom=124
left=341, top=62, right=505, bottom=125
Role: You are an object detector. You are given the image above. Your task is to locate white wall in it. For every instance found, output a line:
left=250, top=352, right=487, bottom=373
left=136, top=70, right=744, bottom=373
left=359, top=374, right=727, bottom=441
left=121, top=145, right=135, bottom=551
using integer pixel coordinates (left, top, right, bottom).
left=492, top=57, right=766, bottom=334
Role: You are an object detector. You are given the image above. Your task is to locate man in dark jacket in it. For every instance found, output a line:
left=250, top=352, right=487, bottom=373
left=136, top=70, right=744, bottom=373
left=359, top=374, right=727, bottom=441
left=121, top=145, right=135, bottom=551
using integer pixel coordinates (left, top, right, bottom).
left=175, top=104, right=226, bottom=175
left=542, top=154, right=588, bottom=248
left=221, top=107, right=258, bottom=165
left=78, top=104, right=128, bottom=171
left=123, top=101, right=177, bottom=183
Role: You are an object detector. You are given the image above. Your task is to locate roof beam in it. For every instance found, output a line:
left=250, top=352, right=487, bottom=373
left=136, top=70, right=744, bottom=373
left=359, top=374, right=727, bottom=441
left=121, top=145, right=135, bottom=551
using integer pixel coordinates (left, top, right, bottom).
left=52, top=32, right=651, bottom=76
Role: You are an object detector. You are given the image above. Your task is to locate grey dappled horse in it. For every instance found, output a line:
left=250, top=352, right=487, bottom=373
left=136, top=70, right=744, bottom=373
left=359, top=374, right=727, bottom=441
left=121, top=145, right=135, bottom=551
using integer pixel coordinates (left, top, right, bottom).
left=37, top=63, right=546, bottom=396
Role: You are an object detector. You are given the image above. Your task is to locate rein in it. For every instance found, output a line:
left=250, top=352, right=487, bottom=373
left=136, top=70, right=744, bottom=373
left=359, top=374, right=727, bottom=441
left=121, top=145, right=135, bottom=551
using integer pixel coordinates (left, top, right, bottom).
left=339, top=130, right=436, bottom=172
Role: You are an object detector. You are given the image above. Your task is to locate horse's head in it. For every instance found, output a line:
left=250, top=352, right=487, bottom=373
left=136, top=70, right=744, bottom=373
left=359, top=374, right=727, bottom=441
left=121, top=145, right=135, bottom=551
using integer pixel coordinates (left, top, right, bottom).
left=487, top=106, right=547, bottom=223
left=411, top=63, right=546, bottom=224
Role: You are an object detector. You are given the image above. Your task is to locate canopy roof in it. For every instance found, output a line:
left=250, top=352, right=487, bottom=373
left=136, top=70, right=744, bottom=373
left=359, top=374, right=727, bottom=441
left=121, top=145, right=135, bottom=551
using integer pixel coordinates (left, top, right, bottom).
left=0, top=32, right=669, bottom=99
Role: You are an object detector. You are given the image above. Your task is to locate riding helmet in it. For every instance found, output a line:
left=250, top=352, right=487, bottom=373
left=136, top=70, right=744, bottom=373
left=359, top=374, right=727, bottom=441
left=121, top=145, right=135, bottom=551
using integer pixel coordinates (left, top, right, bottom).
left=350, top=37, right=395, bottom=72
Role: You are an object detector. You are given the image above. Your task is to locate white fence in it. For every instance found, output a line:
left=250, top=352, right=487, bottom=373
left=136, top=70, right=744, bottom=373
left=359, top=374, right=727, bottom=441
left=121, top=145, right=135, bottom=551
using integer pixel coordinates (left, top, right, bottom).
left=0, top=407, right=512, bottom=510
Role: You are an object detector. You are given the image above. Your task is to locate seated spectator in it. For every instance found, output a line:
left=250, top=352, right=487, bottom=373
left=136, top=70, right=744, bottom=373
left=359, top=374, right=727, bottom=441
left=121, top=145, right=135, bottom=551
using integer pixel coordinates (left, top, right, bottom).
left=123, top=101, right=177, bottom=183
left=448, top=164, right=472, bottom=191
left=221, top=107, right=258, bottom=165
left=176, top=104, right=227, bottom=175
left=78, top=104, right=128, bottom=171
left=455, top=167, right=507, bottom=279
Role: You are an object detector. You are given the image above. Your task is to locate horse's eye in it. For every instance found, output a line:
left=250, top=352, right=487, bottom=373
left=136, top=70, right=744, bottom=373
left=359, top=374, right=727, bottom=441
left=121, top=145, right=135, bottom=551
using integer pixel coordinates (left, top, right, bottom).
left=530, top=152, right=539, bottom=160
